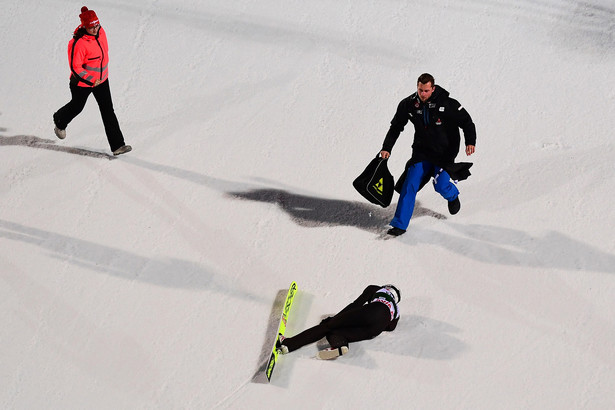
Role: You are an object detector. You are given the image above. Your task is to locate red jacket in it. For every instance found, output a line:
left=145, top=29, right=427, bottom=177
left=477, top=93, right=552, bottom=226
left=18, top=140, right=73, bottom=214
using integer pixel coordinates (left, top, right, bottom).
left=68, top=26, right=109, bottom=87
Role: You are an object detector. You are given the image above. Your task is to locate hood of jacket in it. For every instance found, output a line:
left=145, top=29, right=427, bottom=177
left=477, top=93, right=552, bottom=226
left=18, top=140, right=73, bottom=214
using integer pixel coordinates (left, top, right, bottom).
left=424, top=85, right=449, bottom=103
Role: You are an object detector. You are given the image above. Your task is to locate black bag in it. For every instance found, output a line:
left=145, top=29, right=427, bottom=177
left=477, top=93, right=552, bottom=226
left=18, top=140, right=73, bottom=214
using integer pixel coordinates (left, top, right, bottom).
left=353, top=154, right=394, bottom=207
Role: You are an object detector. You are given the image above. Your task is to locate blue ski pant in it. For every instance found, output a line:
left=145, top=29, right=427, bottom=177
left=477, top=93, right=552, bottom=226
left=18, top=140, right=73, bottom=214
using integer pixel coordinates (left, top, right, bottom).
left=390, top=161, right=459, bottom=230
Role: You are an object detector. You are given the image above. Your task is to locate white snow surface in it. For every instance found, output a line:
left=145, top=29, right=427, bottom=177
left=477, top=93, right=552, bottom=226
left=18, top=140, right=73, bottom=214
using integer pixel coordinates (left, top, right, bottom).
left=2, top=0, right=615, bottom=408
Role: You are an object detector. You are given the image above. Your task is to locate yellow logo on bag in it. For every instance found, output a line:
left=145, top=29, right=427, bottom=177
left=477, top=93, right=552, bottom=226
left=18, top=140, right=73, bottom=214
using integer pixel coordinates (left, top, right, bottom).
left=372, top=178, right=384, bottom=195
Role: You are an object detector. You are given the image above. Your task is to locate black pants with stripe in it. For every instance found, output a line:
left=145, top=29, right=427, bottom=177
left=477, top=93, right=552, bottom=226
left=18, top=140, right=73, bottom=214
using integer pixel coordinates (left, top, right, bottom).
left=54, top=80, right=125, bottom=151
left=283, top=302, right=391, bottom=353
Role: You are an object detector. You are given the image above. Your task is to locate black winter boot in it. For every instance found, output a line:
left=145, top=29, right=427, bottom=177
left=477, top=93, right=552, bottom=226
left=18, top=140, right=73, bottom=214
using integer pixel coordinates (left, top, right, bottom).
left=387, top=227, right=406, bottom=236
left=448, top=197, right=461, bottom=215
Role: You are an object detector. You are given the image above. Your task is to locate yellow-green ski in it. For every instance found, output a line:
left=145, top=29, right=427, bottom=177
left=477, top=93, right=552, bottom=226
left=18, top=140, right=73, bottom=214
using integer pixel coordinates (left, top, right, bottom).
left=266, top=281, right=297, bottom=382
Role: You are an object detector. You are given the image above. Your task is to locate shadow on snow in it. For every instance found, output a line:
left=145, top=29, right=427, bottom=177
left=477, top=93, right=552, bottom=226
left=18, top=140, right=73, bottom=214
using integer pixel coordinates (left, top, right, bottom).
left=5, top=140, right=614, bottom=274
left=227, top=188, right=445, bottom=234
left=1, top=135, right=115, bottom=160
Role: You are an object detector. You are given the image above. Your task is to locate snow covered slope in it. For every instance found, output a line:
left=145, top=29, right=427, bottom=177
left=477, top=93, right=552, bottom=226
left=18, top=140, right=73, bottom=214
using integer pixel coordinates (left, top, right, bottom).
left=2, top=0, right=614, bottom=408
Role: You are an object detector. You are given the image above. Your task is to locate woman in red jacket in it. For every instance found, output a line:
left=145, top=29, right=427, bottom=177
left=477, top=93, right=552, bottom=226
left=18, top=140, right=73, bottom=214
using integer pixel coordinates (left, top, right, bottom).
left=53, top=7, right=131, bottom=156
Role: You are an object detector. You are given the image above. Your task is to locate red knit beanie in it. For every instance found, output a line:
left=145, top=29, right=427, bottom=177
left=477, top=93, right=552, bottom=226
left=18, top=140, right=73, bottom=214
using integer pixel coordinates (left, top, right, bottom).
left=79, top=6, right=99, bottom=28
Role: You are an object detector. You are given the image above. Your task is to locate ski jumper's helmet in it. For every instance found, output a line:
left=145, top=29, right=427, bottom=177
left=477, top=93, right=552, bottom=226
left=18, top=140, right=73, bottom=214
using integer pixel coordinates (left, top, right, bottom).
left=383, top=284, right=401, bottom=304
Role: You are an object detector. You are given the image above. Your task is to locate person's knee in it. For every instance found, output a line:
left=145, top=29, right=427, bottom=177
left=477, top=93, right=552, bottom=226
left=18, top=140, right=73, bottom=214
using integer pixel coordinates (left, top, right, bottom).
left=433, top=179, right=448, bottom=194
left=402, top=166, right=425, bottom=194
left=404, top=179, right=421, bottom=194
left=319, top=316, right=333, bottom=329
left=434, top=180, right=458, bottom=201
left=326, top=333, right=348, bottom=348
left=71, top=105, right=86, bottom=116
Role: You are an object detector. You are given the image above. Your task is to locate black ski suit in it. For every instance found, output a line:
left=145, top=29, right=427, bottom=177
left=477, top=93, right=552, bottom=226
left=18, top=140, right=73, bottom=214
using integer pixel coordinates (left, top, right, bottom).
left=282, top=285, right=399, bottom=353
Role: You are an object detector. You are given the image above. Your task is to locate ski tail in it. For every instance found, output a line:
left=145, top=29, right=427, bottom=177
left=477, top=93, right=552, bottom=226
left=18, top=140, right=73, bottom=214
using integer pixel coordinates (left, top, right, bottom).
left=266, top=281, right=298, bottom=381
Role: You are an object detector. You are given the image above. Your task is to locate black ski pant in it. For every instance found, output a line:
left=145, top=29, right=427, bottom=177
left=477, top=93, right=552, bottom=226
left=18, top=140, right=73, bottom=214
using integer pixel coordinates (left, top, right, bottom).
left=53, top=80, right=125, bottom=151
left=283, top=302, right=391, bottom=353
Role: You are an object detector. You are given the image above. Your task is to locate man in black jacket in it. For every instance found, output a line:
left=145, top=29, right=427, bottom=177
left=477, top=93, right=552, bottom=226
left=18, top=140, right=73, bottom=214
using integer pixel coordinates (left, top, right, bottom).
left=380, top=73, right=476, bottom=236
left=277, top=284, right=400, bottom=359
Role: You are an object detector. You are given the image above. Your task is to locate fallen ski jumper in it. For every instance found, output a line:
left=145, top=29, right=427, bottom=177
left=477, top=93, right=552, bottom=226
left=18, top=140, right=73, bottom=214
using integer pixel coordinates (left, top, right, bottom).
left=277, top=284, right=400, bottom=359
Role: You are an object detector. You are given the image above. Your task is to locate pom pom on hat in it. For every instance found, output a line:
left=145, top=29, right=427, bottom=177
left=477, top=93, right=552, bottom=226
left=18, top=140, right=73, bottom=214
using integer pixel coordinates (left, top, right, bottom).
left=79, top=6, right=99, bottom=28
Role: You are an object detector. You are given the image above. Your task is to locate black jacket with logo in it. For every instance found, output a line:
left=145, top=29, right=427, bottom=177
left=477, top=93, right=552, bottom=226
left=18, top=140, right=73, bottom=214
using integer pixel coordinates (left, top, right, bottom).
left=382, top=85, right=476, bottom=168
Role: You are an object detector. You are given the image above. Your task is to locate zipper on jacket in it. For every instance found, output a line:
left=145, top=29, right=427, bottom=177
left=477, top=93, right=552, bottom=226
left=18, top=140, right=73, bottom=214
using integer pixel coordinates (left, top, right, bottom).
left=95, top=33, right=104, bottom=84
left=423, top=104, right=430, bottom=127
